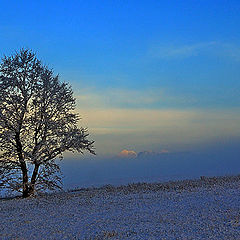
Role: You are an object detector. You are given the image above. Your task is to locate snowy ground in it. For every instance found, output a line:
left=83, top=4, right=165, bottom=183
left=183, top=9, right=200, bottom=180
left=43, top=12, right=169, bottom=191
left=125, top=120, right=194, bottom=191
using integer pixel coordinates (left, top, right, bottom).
left=1, top=176, right=240, bottom=240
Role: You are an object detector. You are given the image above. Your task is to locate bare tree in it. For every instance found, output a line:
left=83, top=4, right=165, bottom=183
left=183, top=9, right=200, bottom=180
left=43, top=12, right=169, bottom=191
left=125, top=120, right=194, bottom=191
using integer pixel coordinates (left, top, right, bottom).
left=0, top=49, right=95, bottom=198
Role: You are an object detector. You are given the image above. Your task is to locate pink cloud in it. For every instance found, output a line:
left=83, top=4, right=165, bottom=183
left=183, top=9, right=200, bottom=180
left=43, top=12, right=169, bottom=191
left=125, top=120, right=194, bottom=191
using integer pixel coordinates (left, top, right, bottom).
left=160, top=149, right=169, bottom=154
left=118, top=149, right=137, bottom=158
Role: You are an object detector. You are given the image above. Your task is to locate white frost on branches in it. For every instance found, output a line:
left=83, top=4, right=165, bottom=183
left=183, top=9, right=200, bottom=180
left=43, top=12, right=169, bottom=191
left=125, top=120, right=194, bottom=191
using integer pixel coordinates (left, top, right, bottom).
left=0, top=49, right=95, bottom=196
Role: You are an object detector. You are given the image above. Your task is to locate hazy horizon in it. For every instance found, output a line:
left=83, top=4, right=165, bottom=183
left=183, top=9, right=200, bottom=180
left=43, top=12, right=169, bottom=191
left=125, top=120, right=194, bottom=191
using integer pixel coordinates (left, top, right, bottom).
left=60, top=137, right=240, bottom=190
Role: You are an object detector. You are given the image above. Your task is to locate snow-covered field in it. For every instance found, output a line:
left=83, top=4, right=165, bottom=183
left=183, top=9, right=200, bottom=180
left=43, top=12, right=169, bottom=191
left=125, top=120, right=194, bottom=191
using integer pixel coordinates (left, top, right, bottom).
left=1, top=176, right=240, bottom=240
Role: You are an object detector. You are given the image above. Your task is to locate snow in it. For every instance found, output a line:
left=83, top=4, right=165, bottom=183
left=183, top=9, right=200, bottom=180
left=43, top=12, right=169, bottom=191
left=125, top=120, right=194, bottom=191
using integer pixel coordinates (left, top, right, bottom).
left=1, top=176, right=240, bottom=239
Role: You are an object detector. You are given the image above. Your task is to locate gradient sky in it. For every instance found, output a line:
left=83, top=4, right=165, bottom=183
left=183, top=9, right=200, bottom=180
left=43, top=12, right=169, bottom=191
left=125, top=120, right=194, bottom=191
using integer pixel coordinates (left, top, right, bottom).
left=1, top=0, right=240, bottom=157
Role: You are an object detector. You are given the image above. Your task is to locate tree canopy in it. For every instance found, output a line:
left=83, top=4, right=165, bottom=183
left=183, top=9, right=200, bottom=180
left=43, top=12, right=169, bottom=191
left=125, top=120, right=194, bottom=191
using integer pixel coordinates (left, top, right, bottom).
left=0, top=49, right=95, bottom=197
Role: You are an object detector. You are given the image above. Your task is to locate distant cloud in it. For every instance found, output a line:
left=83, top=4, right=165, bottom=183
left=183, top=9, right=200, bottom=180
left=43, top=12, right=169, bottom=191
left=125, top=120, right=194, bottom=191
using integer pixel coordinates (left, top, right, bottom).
left=160, top=149, right=170, bottom=154
left=150, top=42, right=216, bottom=59
left=118, top=149, right=169, bottom=158
left=78, top=107, right=240, bottom=155
left=137, top=150, right=169, bottom=158
left=75, top=88, right=164, bottom=109
left=150, top=41, right=240, bottom=61
left=118, top=150, right=137, bottom=158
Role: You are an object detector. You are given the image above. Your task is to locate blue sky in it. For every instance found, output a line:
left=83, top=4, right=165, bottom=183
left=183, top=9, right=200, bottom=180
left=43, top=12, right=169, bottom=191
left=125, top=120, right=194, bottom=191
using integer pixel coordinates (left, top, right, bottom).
left=0, top=0, right=240, bottom=156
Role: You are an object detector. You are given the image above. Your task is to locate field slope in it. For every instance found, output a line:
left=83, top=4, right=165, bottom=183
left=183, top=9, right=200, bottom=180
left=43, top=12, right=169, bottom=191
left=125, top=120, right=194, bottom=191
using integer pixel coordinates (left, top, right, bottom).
left=1, top=175, right=240, bottom=239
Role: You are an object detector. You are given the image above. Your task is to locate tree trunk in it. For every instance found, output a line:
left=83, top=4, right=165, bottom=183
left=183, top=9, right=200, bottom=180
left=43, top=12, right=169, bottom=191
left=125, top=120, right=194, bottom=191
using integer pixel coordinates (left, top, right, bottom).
left=15, top=132, right=30, bottom=198
left=21, top=162, right=29, bottom=198
left=28, top=163, right=40, bottom=196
